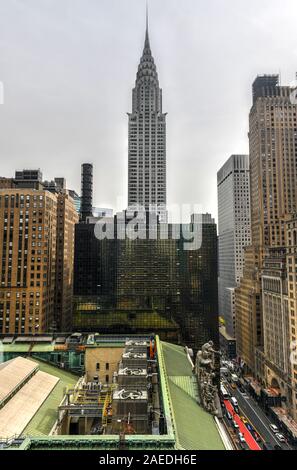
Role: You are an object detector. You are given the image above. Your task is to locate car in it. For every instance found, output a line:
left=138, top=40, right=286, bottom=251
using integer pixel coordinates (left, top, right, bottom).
left=238, top=432, right=246, bottom=443
left=246, top=423, right=254, bottom=432
left=252, top=430, right=262, bottom=442
left=232, top=420, right=239, bottom=429
left=269, top=423, right=279, bottom=434
left=231, top=383, right=237, bottom=389
left=226, top=411, right=232, bottom=420
left=275, top=433, right=286, bottom=443
left=241, top=416, right=248, bottom=424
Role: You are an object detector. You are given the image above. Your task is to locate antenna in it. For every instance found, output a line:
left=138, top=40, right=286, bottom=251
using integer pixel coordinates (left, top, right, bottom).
left=146, top=1, right=149, bottom=31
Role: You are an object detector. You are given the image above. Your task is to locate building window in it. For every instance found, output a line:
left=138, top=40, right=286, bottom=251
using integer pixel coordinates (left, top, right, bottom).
left=106, top=375, right=109, bottom=383
left=96, top=363, right=100, bottom=371
left=106, top=363, right=109, bottom=371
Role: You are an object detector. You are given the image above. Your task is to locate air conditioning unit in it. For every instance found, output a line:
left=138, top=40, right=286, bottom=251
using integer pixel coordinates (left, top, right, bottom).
left=112, top=388, right=148, bottom=434
left=113, top=389, right=147, bottom=401
left=126, top=339, right=148, bottom=347
left=118, top=367, right=147, bottom=387
left=122, top=352, right=147, bottom=367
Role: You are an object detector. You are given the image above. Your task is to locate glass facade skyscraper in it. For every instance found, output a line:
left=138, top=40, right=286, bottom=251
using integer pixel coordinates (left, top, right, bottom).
left=73, top=214, right=219, bottom=351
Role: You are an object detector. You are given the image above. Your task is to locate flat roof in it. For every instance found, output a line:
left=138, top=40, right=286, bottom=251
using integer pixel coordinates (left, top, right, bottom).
left=0, top=343, right=55, bottom=353
left=15, top=336, right=53, bottom=343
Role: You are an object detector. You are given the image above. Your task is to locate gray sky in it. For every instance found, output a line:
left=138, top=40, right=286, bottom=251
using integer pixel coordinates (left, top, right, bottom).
left=1, top=0, right=297, bottom=221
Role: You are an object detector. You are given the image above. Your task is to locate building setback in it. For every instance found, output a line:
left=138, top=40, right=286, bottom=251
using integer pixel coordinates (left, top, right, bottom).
left=235, top=75, right=297, bottom=420
left=128, top=16, right=167, bottom=218
left=217, top=154, right=251, bottom=337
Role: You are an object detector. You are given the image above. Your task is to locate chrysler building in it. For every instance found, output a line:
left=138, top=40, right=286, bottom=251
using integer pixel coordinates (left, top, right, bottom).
left=127, top=11, right=167, bottom=218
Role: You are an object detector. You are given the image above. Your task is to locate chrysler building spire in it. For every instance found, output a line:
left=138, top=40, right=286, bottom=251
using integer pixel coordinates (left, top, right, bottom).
left=145, top=1, right=150, bottom=49
left=127, top=8, right=167, bottom=218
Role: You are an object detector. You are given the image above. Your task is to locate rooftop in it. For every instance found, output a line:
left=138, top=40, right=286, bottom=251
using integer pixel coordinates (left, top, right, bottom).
left=0, top=337, right=226, bottom=450
left=160, top=341, right=225, bottom=450
left=0, top=356, right=38, bottom=406
left=22, top=359, right=79, bottom=437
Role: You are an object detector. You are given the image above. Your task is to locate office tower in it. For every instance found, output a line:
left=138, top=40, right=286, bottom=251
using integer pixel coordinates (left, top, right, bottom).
left=127, top=14, right=167, bottom=217
left=54, top=192, right=79, bottom=332
left=217, top=155, right=251, bottom=338
left=14, top=169, right=44, bottom=190
left=68, top=189, right=81, bottom=214
left=284, top=215, right=297, bottom=420
left=262, top=217, right=297, bottom=421
left=236, top=75, right=297, bottom=377
left=0, top=189, right=57, bottom=334
left=261, top=247, right=291, bottom=399
left=0, top=170, right=79, bottom=334
left=80, top=163, right=93, bottom=222
left=73, top=213, right=219, bottom=351
left=37, top=175, right=79, bottom=331
left=54, top=177, right=66, bottom=191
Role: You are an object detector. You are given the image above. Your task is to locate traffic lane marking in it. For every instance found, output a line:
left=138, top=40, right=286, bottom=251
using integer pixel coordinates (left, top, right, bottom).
left=224, top=399, right=261, bottom=451
left=224, top=381, right=289, bottom=448
left=236, top=389, right=292, bottom=449
left=235, top=389, right=283, bottom=446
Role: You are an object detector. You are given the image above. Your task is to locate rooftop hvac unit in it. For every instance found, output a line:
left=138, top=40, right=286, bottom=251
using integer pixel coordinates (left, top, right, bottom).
left=125, top=346, right=147, bottom=355
left=122, top=352, right=147, bottom=368
left=125, top=340, right=148, bottom=352
left=118, top=367, right=147, bottom=387
left=113, top=389, right=147, bottom=401
left=125, top=339, right=148, bottom=352
left=112, top=388, right=148, bottom=434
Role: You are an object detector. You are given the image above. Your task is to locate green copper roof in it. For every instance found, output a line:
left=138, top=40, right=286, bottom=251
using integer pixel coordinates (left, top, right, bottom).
left=22, top=359, right=78, bottom=437
left=159, top=341, right=225, bottom=450
left=0, top=343, right=55, bottom=353
left=0, top=337, right=225, bottom=450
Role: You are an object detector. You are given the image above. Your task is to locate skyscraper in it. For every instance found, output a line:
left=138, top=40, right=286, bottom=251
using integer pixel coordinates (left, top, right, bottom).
left=127, top=12, right=167, bottom=217
left=217, top=155, right=251, bottom=337
left=72, top=12, right=219, bottom=352
left=0, top=172, right=78, bottom=334
left=0, top=189, right=58, bottom=334
left=236, top=75, right=297, bottom=379
left=73, top=212, right=219, bottom=351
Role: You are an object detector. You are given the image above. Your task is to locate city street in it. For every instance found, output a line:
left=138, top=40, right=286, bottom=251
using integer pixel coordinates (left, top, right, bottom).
left=223, top=399, right=261, bottom=450
left=223, top=379, right=293, bottom=450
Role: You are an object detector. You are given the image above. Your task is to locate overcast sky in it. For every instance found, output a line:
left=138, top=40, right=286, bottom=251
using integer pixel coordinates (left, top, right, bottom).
left=1, top=0, right=297, bottom=221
